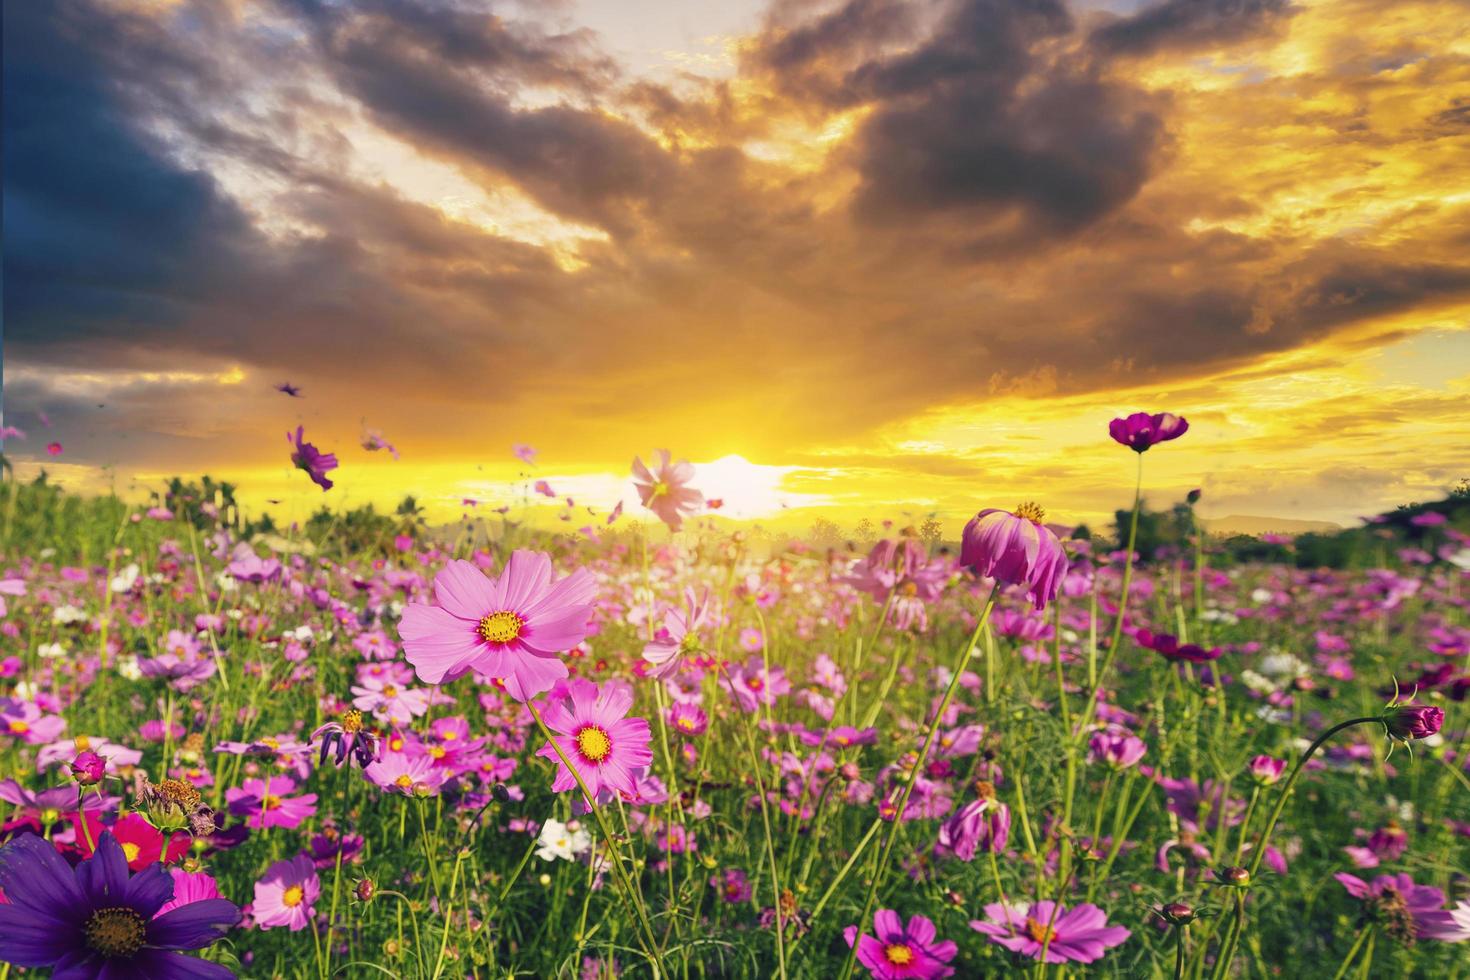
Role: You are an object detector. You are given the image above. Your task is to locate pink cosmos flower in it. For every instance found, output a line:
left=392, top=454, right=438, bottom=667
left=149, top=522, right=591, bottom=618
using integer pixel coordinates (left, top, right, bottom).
left=971, top=901, right=1130, bottom=964
left=253, top=853, right=320, bottom=931
left=361, top=427, right=399, bottom=459
left=1108, top=412, right=1189, bottom=452
left=46, top=442, right=63, bottom=456
left=398, top=550, right=596, bottom=700
left=536, top=678, right=654, bottom=806
left=225, top=776, right=318, bottom=830
left=350, top=673, right=429, bottom=725
left=642, top=588, right=714, bottom=678
left=287, top=426, right=337, bottom=491
left=632, top=450, right=704, bottom=531
left=157, top=869, right=224, bottom=917
left=513, top=443, right=537, bottom=464
left=960, top=505, right=1068, bottom=611
left=719, top=655, right=791, bottom=712
left=534, top=480, right=556, bottom=498
left=843, top=909, right=957, bottom=979
left=364, top=752, right=445, bottom=796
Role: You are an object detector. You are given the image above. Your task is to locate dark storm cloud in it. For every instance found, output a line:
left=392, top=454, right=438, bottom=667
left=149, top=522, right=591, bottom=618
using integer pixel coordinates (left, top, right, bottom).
left=2, top=2, right=266, bottom=348
left=1089, top=0, right=1295, bottom=58
left=748, top=0, right=1164, bottom=238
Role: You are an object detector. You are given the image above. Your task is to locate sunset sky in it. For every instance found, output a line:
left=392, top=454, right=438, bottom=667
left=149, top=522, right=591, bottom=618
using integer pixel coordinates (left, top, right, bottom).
left=4, top=0, right=1469, bottom=533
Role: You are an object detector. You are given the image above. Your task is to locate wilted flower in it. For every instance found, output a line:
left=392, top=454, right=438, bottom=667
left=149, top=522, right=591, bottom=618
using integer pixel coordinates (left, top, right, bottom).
left=960, top=505, right=1068, bottom=611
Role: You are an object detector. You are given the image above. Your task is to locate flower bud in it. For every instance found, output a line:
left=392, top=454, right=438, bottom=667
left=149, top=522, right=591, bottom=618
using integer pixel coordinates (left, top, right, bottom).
left=355, top=877, right=376, bottom=903
left=1247, top=755, right=1287, bottom=785
left=1382, top=703, right=1443, bottom=741
left=1159, top=902, right=1196, bottom=925
left=70, top=750, right=106, bottom=786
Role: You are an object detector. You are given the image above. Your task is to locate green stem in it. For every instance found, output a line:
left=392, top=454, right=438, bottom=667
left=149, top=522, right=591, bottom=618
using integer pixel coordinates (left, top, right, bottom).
left=838, top=587, right=998, bottom=980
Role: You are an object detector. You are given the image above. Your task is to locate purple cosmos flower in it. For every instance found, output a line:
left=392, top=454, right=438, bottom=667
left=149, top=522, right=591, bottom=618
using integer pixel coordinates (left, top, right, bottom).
left=1088, top=731, right=1147, bottom=770
left=0, top=832, right=239, bottom=977
left=287, top=425, right=337, bottom=491
left=843, top=910, right=957, bottom=979
left=935, top=798, right=1010, bottom=861
left=971, top=901, right=1130, bottom=964
left=1108, top=412, right=1189, bottom=452
left=960, top=505, right=1069, bottom=611
left=310, top=710, right=380, bottom=769
left=1334, top=872, right=1451, bottom=943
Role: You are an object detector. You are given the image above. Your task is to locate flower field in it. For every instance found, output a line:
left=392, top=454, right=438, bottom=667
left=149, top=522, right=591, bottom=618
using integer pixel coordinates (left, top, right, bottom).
left=0, top=425, right=1467, bottom=979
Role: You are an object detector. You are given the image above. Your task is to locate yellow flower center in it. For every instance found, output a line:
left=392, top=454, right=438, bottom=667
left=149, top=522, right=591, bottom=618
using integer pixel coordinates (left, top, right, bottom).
left=85, top=906, right=147, bottom=956
left=282, top=885, right=305, bottom=908
left=74, top=735, right=93, bottom=751
left=261, top=737, right=280, bottom=750
left=650, top=481, right=670, bottom=498
left=900, top=581, right=919, bottom=596
left=441, top=730, right=457, bottom=741
left=428, top=746, right=446, bottom=760
left=8, top=720, right=29, bottom=734
left=576, top=726, right=613, bottom=763
left=747, top=676, right=763, bottom=691
left=395, top=774, right=413, bottom=789
left=677, top=718, right=695, bottom=731
left=341, top=709, right=364, bottom=734
left=382, top=685, right=398, bottom=699
left=1025, top=917, right=1056, bottom=944
left=264, top=795, right=282, bottom=810
left=883, top=943, right=915, bottom=966
left=121, top=842, right=142, bottom=864
left=1015, top=502, right=1046, bottom=524
left=478, top=610, right=526, bottom=644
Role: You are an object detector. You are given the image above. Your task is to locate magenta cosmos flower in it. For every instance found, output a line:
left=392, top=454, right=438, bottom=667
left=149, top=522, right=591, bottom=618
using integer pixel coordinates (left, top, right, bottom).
left=536, top=678, right=653, bottom=805
left=631, top=450, right=704, bottom=531
left=253, top=853, right=320, bottom=931
left=971, top=901, right=1130, bottom=964
left=843, top=910, right=957, bottom=979
left=398, top=550, right=596, bottom=700
left=960, top=505, right=1068, bottom=611
left=287, top=426, right=337, bottom=491
left=1108, top=412, right=1188, bottom=452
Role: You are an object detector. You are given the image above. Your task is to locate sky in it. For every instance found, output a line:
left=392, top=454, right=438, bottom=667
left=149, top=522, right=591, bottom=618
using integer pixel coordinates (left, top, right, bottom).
left=3, top=0, right=1469, bottom=534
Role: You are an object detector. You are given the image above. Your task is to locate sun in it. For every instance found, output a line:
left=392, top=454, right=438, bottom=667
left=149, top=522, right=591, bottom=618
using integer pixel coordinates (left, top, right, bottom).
left=688, top=455, right=807, bottom=519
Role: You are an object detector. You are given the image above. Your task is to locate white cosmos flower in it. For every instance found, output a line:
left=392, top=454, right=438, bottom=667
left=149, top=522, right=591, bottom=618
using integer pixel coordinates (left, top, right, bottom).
left=52, top=604, right=87, bottom=624
left=535, top=818, right=591, bottom=862
left=37, top=642, right=66, bottom=660
left=110, top=564, right=141, bottom=593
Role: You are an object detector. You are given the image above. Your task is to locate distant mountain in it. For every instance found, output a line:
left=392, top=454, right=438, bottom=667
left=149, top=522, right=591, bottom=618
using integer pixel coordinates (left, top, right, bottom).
left=1206, top=515, right=1342, bottom=536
